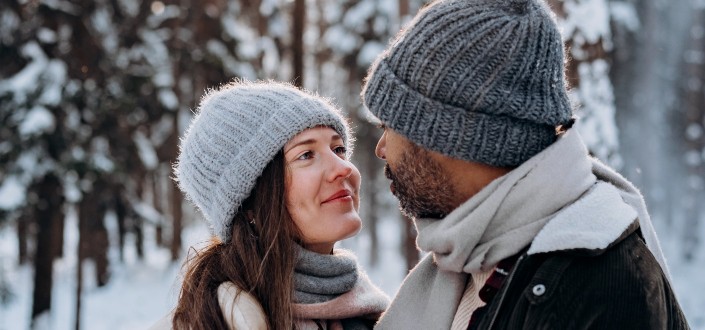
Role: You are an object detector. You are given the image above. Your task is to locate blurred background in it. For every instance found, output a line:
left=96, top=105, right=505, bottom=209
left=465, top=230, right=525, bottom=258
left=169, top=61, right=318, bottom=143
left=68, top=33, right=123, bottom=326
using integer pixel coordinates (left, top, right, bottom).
left=0, top=0, right=703, bottom=329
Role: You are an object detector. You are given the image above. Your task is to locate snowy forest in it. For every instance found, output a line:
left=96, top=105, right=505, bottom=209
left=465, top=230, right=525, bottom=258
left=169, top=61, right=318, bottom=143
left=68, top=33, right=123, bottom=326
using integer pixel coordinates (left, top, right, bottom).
left=0, top=0, right=704, bottom=329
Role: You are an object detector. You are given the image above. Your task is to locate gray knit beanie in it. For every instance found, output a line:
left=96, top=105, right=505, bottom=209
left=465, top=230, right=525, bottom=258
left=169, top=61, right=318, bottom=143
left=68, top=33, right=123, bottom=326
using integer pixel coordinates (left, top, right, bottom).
left=362, top=0, right=573, bottom=167
left=175, top=81, right=350, bottom=243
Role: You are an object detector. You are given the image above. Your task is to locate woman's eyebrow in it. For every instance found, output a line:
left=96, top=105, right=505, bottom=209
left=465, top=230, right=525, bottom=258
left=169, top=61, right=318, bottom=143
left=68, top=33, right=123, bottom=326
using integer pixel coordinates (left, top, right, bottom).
left=284, top=139, right=316, bottom=154
left=285, top=133, right=342, bottom=153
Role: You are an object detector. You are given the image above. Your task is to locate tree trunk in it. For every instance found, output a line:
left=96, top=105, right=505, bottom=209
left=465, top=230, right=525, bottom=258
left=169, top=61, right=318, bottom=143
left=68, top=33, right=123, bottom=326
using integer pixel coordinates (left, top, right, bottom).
left=51, top=209, right=65, bottom=260
left=133, top=170, right=146, bottom=260
left=135, top=218, right=144, bottom=259
left=114, top=191, right=128, bottom=262
left=611, top=0, right=693, bottom=223
left=153, top=170, right=164, bottom=247
left=170, top=180, right=183, bottom=261
left=292, top=0, right=305, bottom=87
left=31, top=174, right=64, bottom=326
left=78, top=179, right=110, bottom=291
left=168, top=115, right=183, bottom=261
left=399, top=0, right=409, bottom=18
left=17, top=212, right=30, bottom=265
left=74, top=255, right=82, bottom=330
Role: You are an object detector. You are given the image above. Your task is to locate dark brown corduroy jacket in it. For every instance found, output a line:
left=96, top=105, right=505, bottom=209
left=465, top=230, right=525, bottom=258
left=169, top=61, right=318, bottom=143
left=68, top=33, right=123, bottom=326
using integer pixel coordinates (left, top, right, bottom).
left=475, top=226, right=690, bottom=330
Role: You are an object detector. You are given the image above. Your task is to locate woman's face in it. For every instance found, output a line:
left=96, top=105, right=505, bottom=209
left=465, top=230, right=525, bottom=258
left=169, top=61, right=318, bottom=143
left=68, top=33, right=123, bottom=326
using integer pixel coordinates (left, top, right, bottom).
left=284, top=126, right=362, bottom=254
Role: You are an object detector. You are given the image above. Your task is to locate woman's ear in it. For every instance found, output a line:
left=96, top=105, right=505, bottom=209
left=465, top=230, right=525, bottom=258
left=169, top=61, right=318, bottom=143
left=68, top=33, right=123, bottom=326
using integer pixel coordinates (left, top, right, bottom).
left=246, top=210, right=256, bottom=224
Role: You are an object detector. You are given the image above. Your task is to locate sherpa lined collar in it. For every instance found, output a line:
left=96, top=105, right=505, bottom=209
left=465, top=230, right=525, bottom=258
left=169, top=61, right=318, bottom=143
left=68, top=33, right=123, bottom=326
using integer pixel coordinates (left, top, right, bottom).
left=528, top=182, right=638, bottom=256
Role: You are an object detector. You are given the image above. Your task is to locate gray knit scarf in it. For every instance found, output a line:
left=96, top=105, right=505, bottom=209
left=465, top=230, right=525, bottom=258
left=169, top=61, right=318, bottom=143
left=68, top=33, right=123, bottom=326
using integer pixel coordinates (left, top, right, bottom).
left=375, top=130, right=670, bottom=329
left=292, top=245, right=390, bottom=329
left=293, top=245, right=359, bottom=304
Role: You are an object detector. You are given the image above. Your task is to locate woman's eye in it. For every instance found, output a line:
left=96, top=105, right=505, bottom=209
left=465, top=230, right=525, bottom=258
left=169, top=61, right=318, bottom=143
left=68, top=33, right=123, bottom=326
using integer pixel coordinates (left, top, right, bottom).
left=297, top=151, right=314, bottom=161
left=333, top=146, right=347, bottom=156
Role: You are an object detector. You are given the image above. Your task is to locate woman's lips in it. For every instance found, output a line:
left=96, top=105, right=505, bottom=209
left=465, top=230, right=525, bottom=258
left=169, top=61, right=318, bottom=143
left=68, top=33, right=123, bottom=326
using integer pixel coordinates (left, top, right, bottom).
left=322, top=189, right=353, bottom=203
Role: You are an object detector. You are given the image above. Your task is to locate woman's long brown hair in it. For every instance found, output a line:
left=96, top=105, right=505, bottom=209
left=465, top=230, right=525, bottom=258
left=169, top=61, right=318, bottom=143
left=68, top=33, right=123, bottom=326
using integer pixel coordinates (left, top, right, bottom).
left=172, top=151, right=300, bottom=329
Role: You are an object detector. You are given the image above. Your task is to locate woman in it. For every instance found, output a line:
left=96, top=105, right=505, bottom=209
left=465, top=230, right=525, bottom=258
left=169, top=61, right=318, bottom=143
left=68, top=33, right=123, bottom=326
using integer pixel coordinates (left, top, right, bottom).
left=152, top=81, right=389, bottom=329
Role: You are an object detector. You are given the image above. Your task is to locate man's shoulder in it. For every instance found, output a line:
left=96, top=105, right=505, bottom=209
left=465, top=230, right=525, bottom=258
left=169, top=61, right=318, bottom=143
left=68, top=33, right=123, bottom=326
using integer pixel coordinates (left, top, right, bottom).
left=507, top=232, right=687, bottom=329
left=536, top=231, right=667, bottom=291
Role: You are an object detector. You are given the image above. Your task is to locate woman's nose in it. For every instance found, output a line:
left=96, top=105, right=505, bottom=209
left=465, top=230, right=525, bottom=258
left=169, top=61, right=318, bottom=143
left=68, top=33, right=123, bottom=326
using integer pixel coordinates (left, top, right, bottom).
left=328, top=154, right=354, bottom=182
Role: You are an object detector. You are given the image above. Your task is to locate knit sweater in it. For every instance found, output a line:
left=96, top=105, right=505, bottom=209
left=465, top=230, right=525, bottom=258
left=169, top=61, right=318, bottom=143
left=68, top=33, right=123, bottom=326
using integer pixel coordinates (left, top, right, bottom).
left=450, top=268, right=494, bottom=330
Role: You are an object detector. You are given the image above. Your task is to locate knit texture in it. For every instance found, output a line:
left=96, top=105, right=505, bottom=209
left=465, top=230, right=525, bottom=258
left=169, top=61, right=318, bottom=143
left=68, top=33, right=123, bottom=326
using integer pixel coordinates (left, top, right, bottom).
left=174, top=81, right=350, bottom=243
left=293, top=245, right=359, bottom=304
left=449, top=268, right=494, bottom=330
left=362, top=0, right=573, bottom=167
left=292, top=246, right=390, bottom=330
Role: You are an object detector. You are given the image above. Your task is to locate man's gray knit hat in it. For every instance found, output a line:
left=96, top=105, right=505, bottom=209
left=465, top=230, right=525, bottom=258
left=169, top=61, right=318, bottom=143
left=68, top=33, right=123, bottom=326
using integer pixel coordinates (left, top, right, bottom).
left=362, top=0, right=573, bottom=167
left=175, top=81, right=350, bottom=243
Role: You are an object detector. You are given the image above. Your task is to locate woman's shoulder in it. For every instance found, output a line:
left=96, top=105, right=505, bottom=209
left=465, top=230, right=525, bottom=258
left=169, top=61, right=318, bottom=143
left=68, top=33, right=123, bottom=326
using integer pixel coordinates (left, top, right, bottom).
left=217, top=281, right=268, bottom=330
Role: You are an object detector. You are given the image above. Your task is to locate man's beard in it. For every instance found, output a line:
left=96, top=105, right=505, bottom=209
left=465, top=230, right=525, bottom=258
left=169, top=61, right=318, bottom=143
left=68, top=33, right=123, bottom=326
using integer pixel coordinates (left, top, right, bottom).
left=384, top=144, right=456, bottom=219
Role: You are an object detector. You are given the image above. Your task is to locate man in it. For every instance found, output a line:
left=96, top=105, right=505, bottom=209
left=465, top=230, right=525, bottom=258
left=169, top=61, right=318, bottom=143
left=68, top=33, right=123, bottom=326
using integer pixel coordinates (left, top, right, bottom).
left=361, top=0, right=690, bottom=329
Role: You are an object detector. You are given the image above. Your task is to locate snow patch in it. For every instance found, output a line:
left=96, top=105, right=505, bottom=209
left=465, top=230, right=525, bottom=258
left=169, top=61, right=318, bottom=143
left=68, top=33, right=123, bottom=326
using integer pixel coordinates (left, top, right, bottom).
left=0, top=42, right=47, bottom=104
left=117, top=0, right=140, bottom=17
left=150, top=115, right=174, bottom=147
left=609, top=2, right=640, bottom=31
left=572, top=59, right=620, bottom=166
left=19, top=106, right=56, bottom=137
left=158, top=89, right=178, bottom=110
left=90, top=137, right=115, bottom=173
left=324, top=25, right=359, bottom=54
left=133, top=131, right=159, bottom=170
left=0, top=177, right=26, bottom=210
left=62, top=171, right=81, bottom=203
left=344, top=1, right=376, bottom=29
left=562, top=0, right=612, bottom=53
left=0, top=9, right=20, bottom=43
left=38, top=60, right=67, bottom=106
left=37, top=28, right=58, bottom=43
left=686, top=124, right=703, bottom=141
left=132, top=201, right=163, bottom=225
left=40, top=0, right=80, bottom=15
left=357, top=41, right=385, bottom=66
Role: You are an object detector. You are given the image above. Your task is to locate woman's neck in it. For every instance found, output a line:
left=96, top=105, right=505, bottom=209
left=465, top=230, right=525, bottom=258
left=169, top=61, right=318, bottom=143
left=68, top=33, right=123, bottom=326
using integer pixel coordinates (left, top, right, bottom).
left=303, top=242, right=334, bottom=254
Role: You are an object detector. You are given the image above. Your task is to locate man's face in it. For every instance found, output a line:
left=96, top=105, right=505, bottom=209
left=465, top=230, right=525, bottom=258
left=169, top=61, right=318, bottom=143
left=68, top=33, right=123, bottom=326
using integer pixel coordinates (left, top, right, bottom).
left=375, top=127, right=456, bottom=219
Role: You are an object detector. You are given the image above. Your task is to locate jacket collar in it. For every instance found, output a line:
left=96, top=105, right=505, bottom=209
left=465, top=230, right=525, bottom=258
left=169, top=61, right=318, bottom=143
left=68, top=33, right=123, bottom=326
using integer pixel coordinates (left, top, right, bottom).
left=527, top=182, right=638, bottom=256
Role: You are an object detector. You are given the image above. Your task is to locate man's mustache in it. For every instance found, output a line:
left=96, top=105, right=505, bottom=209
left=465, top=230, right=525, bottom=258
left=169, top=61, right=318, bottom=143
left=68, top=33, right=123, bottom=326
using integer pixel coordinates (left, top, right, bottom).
left=384, top=164, right=393, bottom=180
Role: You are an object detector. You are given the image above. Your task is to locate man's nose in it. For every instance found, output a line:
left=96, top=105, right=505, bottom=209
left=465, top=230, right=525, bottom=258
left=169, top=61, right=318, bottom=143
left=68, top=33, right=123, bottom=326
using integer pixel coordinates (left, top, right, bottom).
left=375, top=131, right=386, bottom=160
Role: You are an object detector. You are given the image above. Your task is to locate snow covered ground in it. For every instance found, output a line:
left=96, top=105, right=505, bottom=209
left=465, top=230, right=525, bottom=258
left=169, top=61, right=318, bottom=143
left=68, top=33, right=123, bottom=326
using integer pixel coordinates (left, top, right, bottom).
left=0, top=208, right=703, bottom=330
